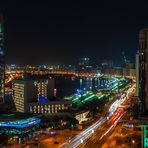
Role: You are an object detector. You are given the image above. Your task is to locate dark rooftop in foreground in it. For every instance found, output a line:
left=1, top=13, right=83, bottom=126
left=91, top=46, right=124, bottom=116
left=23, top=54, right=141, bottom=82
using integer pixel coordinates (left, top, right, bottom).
left=0, top=112, right=41, bottom=122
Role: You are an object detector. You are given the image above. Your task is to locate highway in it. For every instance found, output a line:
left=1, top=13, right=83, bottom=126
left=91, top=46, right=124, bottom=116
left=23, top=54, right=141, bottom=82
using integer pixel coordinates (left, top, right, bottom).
left=60, top=117, right=107, bottom=148
left=80, top=84, right=136, bottom=148
left=60, top=83, right=136, bottom=148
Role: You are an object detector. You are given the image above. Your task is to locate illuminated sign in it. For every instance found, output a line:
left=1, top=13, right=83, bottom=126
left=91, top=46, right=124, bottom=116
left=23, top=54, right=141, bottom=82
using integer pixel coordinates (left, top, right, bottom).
left=144, top=138, right=148, bottom=147
left=142, top=125, right=148, bottom=147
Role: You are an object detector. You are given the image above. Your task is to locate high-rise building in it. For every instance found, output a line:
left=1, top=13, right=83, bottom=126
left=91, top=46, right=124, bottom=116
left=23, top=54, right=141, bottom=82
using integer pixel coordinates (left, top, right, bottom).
left=12, top=78, right=71, bottom=114
left=12, top=80, right=37, bottom=112
left=0, top=14, right=5, bottom=104
left=34, top=78, right=55, bottom=99
left=138, top=28, right=148, bottom=112
left=12, top=77, right=55, bottom=112
left=136, top=51, right=139, bottom=97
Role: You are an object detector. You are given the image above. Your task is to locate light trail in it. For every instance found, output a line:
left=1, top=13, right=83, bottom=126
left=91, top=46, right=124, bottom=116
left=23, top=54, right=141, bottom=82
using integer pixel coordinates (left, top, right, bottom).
left=60, top=82, right=135, bottom=148
left=99, top=110, right=126, bottom=140
left=60, top=117, right=107, bottom=148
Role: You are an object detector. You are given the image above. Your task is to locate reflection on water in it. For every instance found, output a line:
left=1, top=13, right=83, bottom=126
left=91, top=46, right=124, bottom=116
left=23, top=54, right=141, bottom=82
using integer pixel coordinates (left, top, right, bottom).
left=55, top=76, right=112, bottom=98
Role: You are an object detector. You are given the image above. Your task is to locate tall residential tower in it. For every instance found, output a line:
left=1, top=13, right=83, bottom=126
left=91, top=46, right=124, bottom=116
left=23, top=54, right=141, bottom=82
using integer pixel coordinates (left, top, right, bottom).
left=138, top=28, right=148, bottom=113
left=0, top=14, right=5, bottom=104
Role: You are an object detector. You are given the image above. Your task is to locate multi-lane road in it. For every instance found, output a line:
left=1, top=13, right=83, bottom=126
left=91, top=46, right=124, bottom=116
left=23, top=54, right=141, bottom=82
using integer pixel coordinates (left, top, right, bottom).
left=60, top=83, right=136, bottom=148
left=80, top=84, right=136, bottom=148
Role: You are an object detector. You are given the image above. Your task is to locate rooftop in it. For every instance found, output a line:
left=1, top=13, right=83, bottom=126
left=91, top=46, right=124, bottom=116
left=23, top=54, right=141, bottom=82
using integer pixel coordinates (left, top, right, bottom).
left=0, top=112, right=41, bottom=128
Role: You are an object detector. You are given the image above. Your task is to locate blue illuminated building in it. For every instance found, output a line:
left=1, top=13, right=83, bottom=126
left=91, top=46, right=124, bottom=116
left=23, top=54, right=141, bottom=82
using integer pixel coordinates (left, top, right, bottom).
left=12, top=77, right=55, bottom=113
left=0, top=113, right=41, bottom=135
left=38, top=95, right=49, bottom=103
left=0, top=117, right=41, bottom=128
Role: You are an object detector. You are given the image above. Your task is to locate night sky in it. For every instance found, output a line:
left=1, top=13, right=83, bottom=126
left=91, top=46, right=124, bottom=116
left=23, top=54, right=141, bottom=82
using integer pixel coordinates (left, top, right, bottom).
left=1, top=0, right=148, bottom=66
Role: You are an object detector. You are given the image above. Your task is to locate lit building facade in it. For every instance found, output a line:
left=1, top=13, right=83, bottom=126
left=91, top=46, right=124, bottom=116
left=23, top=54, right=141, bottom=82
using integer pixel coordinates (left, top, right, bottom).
left=0, top=14, right=5, bottom=104
left=138, top=28, right=148, bottom=112
left=74, top=110, right=90, bottom=124
left=12, top=78, right=71, bottom=114
left=34, top=78, right=55, bottom=99
left=28, top=101, right=71, bottom=114
left=12, top=80, right=37, bottom=112
left=12, top=78, right=55, bottom=112
left=0, top=113, right=41, bottom=143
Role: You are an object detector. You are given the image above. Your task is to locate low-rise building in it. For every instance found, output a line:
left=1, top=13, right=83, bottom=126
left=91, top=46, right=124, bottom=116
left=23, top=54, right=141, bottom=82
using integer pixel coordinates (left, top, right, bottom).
left=70, top=110, right=90, bottom=124
left=28, top=100, right=71, bottom=114
left=12, top=76, right=71, bottom=114
left=0, top=112, right=41, bottom=144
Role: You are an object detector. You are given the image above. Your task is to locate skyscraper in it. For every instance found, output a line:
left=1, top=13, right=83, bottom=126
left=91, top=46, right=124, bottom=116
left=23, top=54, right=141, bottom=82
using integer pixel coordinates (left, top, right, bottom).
left=136, top=51, right=139, bottom=97
left=138, top=28, right=148, bottom=112
left=0, top=14, right=5, bottom=104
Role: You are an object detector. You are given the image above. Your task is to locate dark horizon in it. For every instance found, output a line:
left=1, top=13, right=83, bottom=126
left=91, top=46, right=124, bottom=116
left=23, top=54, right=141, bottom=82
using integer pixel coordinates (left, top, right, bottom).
left=1, top=0, right=148, bottom=66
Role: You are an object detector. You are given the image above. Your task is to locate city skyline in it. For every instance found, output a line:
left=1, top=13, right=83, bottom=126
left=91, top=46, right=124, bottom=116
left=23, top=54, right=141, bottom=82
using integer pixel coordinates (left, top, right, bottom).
left=1, top=1, right=148, bottom=65
left=0, top=1, right=147, bottom=147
